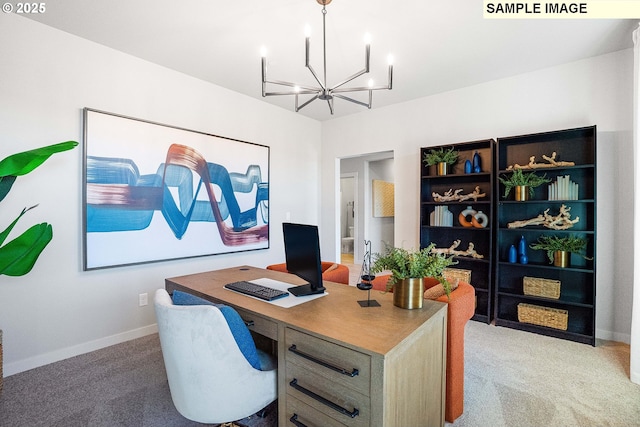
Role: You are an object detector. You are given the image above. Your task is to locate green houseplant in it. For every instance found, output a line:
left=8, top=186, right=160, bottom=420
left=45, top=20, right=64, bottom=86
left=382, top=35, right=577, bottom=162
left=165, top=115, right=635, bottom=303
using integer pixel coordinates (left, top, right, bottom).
left=423, top=147, right=458, bottom=176
left=529, top=234, right=592, bottom=267
left=498, top=169, right=550, bottom=200
left=371, top=244, right=456, bottom=307
left=0, top=141, right=78, bottom=276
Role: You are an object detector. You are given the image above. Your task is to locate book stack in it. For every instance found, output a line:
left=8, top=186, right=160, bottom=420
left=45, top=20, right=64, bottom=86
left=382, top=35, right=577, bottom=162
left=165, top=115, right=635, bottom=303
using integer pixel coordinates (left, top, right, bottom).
left=548, top=175, right=578, bottom=200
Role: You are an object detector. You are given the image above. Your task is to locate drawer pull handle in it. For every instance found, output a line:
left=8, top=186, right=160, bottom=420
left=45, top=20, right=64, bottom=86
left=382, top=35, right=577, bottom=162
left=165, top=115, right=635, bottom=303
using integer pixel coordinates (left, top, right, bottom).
left=289, top=378, right=360, bottom=419
left=244, top=320, right=255, bottom=327
left=289, top=414, right=308, bottom=427
left=288, top=344, right=359, bottom=377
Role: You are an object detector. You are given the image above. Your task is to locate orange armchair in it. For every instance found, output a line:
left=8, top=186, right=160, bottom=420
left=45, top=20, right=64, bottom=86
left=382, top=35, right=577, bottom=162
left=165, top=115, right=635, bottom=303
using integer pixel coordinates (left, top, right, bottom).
left=371, top=275, right=476, bottom=423
left=265, top=262, right=350, bottom=285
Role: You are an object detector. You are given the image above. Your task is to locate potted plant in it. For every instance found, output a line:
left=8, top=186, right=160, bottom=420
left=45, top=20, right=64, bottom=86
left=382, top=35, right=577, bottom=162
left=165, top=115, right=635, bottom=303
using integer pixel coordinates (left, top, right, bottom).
left=423, top=147, right=458, bottom=176
left=498, top=169, right=550, bottom=201
left=529, top=235, right=592, bottom=267
left=371, top=243, right=456, bottom=309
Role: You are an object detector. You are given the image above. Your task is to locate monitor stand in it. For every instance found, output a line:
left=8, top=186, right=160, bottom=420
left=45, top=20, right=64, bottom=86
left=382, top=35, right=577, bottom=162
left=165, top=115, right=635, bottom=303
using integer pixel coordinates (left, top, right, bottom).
left=288, top=284, right=326, bottom=297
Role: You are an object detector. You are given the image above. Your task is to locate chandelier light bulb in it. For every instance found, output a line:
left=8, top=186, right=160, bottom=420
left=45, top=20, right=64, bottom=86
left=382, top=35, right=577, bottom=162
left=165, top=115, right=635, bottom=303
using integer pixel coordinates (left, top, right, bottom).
left=368, top=79, right=374, bottom=88
left=387, top=54, right=394, bottom=65
left=260, top=46, right=267, bottom=58
left=363, top=33, right=372, bottom=45
left=304, top=24, right=311, bottom=38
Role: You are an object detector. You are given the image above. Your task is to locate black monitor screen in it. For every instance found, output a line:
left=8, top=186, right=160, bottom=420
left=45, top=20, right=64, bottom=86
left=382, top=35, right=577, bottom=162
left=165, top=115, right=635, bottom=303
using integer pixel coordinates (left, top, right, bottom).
left=283, top=222, right=326, bottom=296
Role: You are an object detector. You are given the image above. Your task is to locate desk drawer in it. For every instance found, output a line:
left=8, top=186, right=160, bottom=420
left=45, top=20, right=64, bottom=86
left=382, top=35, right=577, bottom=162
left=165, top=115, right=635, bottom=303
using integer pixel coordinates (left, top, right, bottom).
left=286, top=363, right=370, bottom=427
left=287, top=395, right=348, bottom=427
left=235, top=308, right=277, bottom=341
left=285, top=328, right=370, bottom=395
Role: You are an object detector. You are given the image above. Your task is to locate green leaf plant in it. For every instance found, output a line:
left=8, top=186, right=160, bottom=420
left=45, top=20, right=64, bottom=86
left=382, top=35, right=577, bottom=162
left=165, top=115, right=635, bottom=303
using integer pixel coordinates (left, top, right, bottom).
left=498, top=168, right=551, bottom=199
left=371, top=243, right=457, bottom=295
left=0, top=141, right=78, bottom=276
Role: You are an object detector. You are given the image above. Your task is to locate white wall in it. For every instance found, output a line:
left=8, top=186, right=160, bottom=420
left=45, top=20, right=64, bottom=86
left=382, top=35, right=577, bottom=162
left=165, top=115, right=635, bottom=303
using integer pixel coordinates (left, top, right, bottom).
left=0, top=14, right=321, bottom=375
left=321, top=49, right=634, bottom=343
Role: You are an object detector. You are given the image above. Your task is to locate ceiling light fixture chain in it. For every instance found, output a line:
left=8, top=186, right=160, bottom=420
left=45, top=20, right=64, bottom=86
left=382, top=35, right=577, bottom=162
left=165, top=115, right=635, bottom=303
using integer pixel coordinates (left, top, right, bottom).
left=261, top=0, right=393, bottom=115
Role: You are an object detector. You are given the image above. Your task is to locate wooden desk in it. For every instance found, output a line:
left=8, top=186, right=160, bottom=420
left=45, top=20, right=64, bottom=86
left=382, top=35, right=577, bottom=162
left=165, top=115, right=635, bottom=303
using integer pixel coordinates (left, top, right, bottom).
left=165, top=265, right=447, bottom=427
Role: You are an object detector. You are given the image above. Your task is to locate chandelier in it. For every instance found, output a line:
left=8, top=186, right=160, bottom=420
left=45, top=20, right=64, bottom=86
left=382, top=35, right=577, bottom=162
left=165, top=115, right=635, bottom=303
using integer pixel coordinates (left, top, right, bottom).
left=260, top=0, right=393, bottom=115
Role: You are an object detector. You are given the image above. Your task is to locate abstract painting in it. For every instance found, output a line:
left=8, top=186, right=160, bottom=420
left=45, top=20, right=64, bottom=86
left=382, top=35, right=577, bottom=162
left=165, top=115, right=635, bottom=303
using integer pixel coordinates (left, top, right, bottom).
left=83, top=109, right=269, bottom=270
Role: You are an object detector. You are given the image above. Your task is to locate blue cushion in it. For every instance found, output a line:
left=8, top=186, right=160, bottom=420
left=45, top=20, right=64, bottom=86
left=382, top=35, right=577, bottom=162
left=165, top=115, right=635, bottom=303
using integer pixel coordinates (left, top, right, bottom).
left=171, top=290, right=262, bottom=370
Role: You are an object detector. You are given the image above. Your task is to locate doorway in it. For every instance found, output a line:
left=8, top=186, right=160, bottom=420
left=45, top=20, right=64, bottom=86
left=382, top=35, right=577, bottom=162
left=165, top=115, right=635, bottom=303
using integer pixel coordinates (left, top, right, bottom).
left=340, top=173, right=357, bottom=264
left=339, top=151, right=394, bottom=266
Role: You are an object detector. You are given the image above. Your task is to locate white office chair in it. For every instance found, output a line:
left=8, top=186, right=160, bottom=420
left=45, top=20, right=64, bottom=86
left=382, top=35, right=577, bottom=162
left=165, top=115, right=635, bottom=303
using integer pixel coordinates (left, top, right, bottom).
left=154, top=289, right=277, bottom=424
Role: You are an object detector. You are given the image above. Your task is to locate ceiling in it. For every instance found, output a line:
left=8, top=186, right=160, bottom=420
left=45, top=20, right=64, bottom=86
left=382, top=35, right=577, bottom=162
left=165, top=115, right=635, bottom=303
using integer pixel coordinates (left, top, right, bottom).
left=24, top=0, right=636, bottom=121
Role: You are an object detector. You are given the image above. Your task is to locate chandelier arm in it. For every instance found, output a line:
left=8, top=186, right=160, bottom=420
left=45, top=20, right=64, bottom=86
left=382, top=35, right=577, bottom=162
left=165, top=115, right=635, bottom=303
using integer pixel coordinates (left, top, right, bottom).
left=332, top=84, right=390, bottom=93
left=265, top=79, right=320, bottom=92
left=331, top=68, right=369, bottom=91
left=306, top=62, right=327, bottom=91
left=333, top=93, right=371, bottom=108
left=327, top=96, right=334, bottom=115
left=296, top=94, right=321, bottom=111
left=264, top=90, right=319, bottom=96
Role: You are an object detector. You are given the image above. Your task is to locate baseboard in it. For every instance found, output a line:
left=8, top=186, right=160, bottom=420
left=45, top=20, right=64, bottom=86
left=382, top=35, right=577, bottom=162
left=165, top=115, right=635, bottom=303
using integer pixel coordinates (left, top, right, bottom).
left=3, top=324, right=158, bottom=377
left=596, top=327, right=631, bottom=345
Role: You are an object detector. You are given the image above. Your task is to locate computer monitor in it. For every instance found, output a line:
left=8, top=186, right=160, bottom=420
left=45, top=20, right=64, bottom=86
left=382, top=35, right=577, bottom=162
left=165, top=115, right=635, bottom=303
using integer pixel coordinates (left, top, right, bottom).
left=282, top=222, right=326, bottom=296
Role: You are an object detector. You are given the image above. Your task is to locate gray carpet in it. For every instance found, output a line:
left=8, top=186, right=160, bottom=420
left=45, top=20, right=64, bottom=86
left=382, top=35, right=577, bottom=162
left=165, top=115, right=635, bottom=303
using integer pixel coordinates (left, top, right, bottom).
left=1, top=322, right=639, bottom=427
left=455, top=321, right=640, bottom=427
left=0, top=334, right=275, bottom=427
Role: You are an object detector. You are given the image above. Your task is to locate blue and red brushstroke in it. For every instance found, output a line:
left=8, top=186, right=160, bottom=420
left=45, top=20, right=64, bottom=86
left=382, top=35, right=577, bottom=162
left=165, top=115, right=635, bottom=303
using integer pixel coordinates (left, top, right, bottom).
left=86, top=143, right=268, bottom=246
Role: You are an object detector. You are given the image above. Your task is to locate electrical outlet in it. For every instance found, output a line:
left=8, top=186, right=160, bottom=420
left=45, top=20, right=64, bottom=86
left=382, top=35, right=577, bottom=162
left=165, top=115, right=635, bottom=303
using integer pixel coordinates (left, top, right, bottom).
left=138, top=293, right=148, bottom=307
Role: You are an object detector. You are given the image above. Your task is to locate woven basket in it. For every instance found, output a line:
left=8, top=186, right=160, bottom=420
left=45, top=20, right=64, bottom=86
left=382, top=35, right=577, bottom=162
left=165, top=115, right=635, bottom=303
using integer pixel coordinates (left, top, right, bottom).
left=517, top=303, right=568, bottom=330
left=443, top=268, right=471, bottom=284
left=523, top=276, right=561, bottom=299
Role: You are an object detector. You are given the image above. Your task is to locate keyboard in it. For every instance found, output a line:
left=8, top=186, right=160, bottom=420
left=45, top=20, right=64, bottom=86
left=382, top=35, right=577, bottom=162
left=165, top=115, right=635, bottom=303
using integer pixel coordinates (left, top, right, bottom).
left=224, top=280, right=289, bottom=301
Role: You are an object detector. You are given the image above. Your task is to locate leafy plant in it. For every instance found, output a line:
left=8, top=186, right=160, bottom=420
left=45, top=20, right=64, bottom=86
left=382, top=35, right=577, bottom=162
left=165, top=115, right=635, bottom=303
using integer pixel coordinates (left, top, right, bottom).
left=0, top=141, right=78, bottom=276
left=371, top=243, right=456, bottom=295
left=529, top=234, right=592, bottom=264
left=498, top=169, right=550, bottom=198
left=423, top=147, right=458, bottom=166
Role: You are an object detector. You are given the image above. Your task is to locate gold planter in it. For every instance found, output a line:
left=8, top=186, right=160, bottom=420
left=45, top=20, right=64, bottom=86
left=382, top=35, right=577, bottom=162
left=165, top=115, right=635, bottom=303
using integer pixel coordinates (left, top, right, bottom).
left=514, top=185, right=529, bottom=201
left=553, top=250, right=570, bottom=267
left=393, top=278, right=424, bottom=309
left=437, top=162, right=448, bottom=176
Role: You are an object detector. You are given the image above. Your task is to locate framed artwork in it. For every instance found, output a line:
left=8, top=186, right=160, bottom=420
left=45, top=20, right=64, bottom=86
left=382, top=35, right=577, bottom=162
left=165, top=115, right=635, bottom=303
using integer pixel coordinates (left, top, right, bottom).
left=372, top=179, right=394, bottom=217
left=83, top=108, right=269, bottom=270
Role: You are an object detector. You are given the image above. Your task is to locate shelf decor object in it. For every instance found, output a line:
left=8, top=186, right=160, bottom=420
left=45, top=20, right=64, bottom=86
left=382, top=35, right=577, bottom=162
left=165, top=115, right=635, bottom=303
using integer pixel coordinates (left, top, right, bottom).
left=549, top=175, right=579, bottom=200
left=432, top=186, right=486, bottom=202
left=523, top=276, right=561, bottom=299
left=506, top=152, right=575, bottom=170
left=529, top=234, right=592, bottom=266
left=518, top=303, right=568, bottom=331
left=420, top=139, right=495, bottom=323
left=507, top=204, right=579, bottom=230
left=260, top=0, right=393, bottom=115
left=498, top=169, right=551, bottom=201
left=495, top=125, right=596, bottom=345
left=423, top=147, right=459, bottom=176
left=431, top=205, right=454, bottom=226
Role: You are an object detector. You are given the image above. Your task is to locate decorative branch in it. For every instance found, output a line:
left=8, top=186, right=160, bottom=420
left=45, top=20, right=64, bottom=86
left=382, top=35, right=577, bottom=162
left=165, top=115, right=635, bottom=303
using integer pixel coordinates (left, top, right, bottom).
left=432, top=186, right=486, bottom=202
left=507, top=204, right=579, bottom=230
left=506, top=152, right=575, bottom=170
left=430, top=239, right=485, bottom=259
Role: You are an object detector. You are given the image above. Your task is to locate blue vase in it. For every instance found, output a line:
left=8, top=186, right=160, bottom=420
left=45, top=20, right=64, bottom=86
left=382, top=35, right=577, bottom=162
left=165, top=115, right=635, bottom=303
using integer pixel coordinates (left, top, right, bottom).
left=508, top=245, right=517, bottom=263
left=473, top=151, right=481, bottom=173
left=518, top=235, right=527, bottom=256
left=464, top=160, right=472, bottom=174
left=518, top=236, right=528, bottom=264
